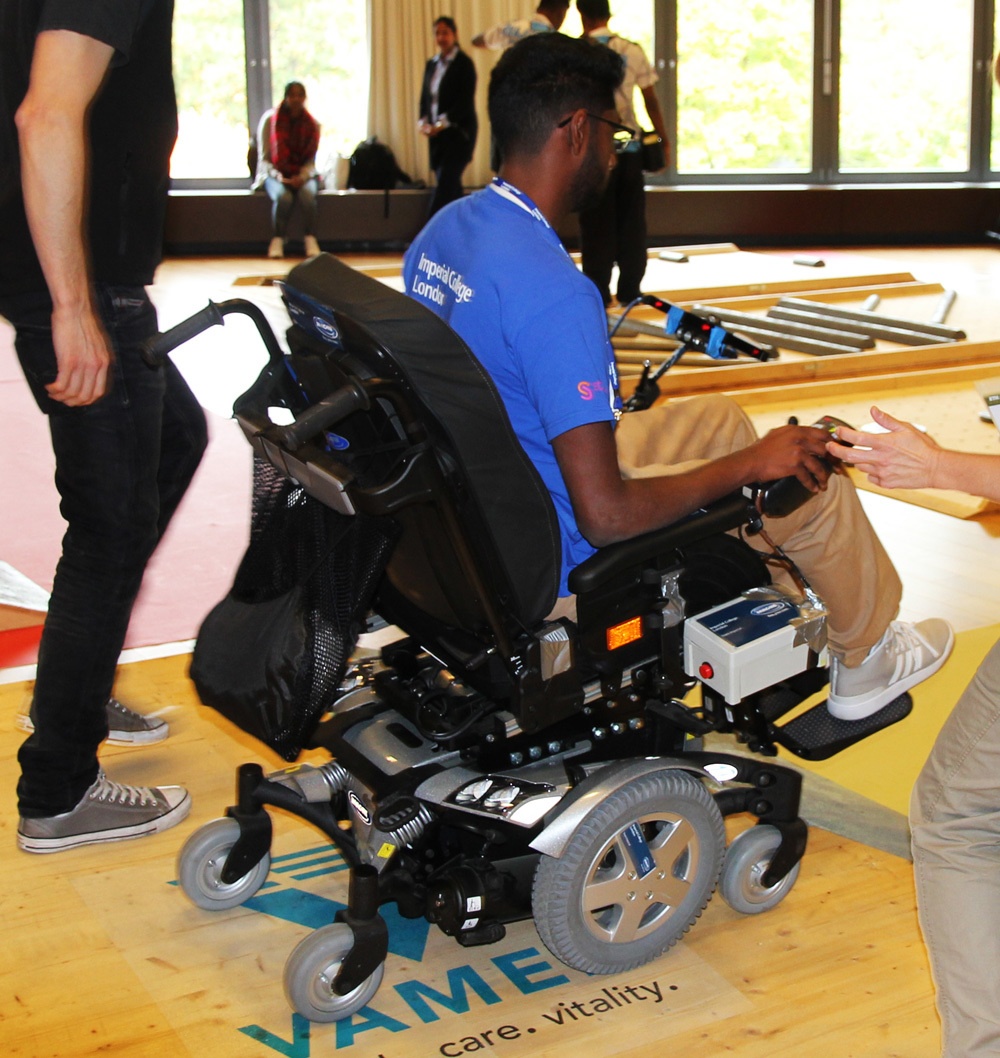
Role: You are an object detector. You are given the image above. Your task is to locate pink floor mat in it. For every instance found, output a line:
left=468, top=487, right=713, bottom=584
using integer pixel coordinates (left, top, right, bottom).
left=1, top=320, right=251, bottom=661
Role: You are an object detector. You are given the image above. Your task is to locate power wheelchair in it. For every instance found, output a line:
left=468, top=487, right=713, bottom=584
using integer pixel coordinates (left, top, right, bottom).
left=151, top=253, right=912, bottom=1022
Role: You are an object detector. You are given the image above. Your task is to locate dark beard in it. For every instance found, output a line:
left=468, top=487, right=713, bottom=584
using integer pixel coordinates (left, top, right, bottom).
left=569, top=138, right=612, bottom=213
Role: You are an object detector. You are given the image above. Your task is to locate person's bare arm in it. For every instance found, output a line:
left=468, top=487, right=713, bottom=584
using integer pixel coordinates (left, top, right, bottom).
left=640, top=84, right=669, bottom=167
left=16, top=30, right=115, bottom=406
left=828, top=405, right=1000, bottom=503
left=554, top=420, right=832, bottom=547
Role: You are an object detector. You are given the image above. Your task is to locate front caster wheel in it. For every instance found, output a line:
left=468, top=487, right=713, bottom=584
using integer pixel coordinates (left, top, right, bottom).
left=283, top=923, right=385, bottom=1023
left=177, top=817, right=270, bottom=911
left=719, top=824, right=800, bottom=915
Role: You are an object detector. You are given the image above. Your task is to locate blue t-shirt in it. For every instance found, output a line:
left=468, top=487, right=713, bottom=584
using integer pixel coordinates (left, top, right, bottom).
left=402, top=180, right=620, bottom=596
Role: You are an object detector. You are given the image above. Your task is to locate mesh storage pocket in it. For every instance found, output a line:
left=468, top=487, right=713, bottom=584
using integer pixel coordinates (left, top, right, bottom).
left=190, top=457, right=398, bottom=760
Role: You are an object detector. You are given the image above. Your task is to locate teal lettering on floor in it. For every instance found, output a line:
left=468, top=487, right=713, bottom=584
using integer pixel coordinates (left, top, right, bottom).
left=244, top=888, right=431, bottom=961
left=240, top=1013, right=311, bottom=1056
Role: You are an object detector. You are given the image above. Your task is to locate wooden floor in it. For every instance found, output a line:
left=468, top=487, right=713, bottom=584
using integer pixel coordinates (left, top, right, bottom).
left=4, top=244, right=1000, bottom=1057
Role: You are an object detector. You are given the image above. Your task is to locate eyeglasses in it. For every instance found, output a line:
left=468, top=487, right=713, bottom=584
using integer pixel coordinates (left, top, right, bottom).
left=556, top=111, right=636, bottom=153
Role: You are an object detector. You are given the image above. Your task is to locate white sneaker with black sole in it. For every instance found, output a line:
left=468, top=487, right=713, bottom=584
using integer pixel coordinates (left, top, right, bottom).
left=18, top=697, right=169, bottom=746
left=17, top=771, right=191, bottom=854
left=828, top=618, right=955, bottom=722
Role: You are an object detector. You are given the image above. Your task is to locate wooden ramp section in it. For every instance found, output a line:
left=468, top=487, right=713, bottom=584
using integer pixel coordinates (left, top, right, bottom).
left=0, top=654, right=938, bottom=1058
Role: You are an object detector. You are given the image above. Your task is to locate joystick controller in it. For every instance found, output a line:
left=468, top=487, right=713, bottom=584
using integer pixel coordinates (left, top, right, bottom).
left=755, top=415, right=853, bottom=518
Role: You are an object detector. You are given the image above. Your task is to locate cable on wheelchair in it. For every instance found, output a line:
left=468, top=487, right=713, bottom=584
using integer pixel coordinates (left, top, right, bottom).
left=414, top=688, right=492, bottom=742
left=608, top=296, right=645, bottom=340
left=738, top=520, right=814, bottom=598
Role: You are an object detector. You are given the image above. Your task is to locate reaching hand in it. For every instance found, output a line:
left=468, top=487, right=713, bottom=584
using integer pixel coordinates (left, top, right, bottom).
left=46, top=304, right=111, bottom=406
left=826, top=406, right=941, bottom=490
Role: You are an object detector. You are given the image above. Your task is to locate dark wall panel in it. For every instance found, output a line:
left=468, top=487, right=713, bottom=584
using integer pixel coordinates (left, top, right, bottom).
left=164, top=185, right=1000, bottom=255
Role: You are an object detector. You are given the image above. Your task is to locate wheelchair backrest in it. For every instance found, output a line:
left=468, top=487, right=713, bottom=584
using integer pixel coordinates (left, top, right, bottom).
left=280, top=254, right=561, bottom=637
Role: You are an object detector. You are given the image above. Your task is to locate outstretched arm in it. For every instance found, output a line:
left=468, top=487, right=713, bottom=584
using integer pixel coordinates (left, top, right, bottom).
left=16, top=29, right=115, bottom=406
left=827, top=405, right=1000, bottom=502
left=555, top=420, right=832, bottom=547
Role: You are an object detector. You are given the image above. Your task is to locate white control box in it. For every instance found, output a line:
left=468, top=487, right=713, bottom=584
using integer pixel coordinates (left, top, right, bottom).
left=683, top=595, right=817, bottom=705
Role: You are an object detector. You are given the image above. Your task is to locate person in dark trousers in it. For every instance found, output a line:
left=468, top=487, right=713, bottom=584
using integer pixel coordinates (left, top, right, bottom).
left=0, top=0, right=207, bottom=853
left=576, top=0, right=669, bottom=306
left=419, top=16, right=478, bottom=217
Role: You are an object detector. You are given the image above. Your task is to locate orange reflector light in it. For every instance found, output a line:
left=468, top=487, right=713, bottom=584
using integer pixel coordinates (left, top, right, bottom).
left=606, top=616, right=643, bottom=651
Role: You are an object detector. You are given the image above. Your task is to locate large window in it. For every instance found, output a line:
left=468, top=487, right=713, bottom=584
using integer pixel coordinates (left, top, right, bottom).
left=676, top=0, right=813, bottom=174
left=171, top=0, right=367, bottom=185
left=171, top=0, right=1000, bottom=186
left=840, top=0, right=974, bottom=173
left=667, top=0, right=995, bottom=184
left=268, top=0, right=368, bottom=170
left=171, top=0, right=248, bottom=179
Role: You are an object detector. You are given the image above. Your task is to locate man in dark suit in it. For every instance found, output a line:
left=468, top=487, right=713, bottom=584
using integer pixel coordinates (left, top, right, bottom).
left=419, top=16, right=478, bottom=217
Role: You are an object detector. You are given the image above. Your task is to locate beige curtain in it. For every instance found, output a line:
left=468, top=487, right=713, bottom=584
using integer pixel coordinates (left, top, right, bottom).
left=367, top=0, right=525, bottom=189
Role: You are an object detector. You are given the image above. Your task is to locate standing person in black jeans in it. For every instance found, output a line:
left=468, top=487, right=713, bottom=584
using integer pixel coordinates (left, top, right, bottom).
left=418, top=16, right=478, bottom=218
left=0, top=0, right=207, bottom=853
left=577, top=0, right=668, bottom=306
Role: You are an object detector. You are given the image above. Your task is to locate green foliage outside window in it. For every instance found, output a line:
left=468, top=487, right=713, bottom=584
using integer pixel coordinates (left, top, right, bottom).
left=677, top=1, right=813, bottom=174
left=840, top=0, right=972, bottom=172
left=171, top=0, right=248, bottom=178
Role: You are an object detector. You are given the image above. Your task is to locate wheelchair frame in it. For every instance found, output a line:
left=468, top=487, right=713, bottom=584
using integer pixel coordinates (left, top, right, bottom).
left=155, top=254, right=912, bottom=1022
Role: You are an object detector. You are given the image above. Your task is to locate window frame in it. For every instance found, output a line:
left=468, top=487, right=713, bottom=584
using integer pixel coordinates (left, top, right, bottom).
left=648, top=0, right=998, bottom=187
left=171, top=0, right=999, bottom=189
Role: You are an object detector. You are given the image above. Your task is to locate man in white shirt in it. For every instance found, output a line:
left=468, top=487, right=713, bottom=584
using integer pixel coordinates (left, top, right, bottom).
left=472, top=0, right=569, bottom=50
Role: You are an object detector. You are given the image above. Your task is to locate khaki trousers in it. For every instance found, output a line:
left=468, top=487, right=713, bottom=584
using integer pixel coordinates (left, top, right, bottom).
left=615, top=395, right=901, bottom=665
left=910, top=637, right=1000, bottom=1057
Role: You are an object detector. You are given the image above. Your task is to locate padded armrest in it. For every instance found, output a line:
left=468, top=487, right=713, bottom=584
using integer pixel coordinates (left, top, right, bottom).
left=567, top=491, right=754, bottom=595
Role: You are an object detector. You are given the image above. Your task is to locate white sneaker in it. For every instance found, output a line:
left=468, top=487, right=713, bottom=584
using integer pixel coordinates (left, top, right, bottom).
left=267, top=236, right=284, bottom=259
left=304, top=234, right=321, bottom=257
left=828, top=619, right=955, bottom=721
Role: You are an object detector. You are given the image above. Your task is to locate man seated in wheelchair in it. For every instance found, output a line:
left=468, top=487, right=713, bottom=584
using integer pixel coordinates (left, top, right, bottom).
left=401, top=31, right=952, bottom=725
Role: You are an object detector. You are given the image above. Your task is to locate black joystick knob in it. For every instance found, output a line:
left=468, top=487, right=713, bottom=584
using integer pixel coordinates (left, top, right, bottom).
left=756, top=416, right=854, bottom=518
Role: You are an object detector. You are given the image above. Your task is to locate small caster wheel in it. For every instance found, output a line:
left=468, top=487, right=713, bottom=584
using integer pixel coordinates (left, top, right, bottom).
left=719, top=824, right=800, bottom=915
left=283, top=923, right=385, bottom=1022
left=177, top=817, right=270, bottom=911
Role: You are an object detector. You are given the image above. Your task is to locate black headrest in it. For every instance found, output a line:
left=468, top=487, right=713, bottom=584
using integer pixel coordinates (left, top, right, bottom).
left=283, top=253, right=560, bottom=626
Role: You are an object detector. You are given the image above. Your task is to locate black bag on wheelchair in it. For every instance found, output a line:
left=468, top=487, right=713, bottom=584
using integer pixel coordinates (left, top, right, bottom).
left=189, top=457, right=397, bottom=760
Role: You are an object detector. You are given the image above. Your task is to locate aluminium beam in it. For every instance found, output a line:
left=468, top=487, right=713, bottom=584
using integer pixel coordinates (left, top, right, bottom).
left=776, top=297, right=966, bottom=341
left=692, top=304, right=874, bottom=349
left=768, top=307, right=949, bottom=347
left=608, top=314, right=676, bottom=341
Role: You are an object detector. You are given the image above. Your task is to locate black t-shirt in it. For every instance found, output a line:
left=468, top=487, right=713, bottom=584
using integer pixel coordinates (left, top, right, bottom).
left=0, top=0, right=177, bottom=298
